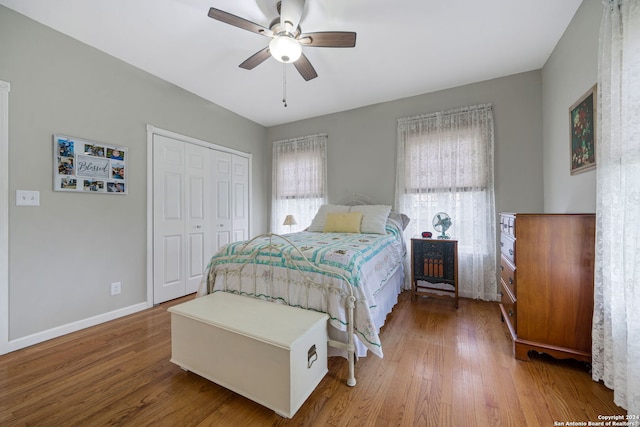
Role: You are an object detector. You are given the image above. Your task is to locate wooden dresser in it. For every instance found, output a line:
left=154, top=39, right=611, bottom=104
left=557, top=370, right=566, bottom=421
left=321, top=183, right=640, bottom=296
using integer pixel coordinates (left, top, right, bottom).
left=498, top=213, right=595, bottom=362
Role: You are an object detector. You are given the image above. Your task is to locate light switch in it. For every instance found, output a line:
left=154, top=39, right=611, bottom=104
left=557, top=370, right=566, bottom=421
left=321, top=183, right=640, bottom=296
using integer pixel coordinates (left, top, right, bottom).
left=16, top=190, right=40, bottom=206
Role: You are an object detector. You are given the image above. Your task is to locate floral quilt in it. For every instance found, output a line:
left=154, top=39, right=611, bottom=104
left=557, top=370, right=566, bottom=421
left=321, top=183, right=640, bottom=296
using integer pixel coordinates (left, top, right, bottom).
left=197, top=219, right=406, bottom=358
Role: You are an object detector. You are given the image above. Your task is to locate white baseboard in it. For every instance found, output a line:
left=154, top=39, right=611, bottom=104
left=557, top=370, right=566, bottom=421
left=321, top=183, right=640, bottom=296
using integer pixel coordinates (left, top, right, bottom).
left=5, top=302, right=150, bottom=353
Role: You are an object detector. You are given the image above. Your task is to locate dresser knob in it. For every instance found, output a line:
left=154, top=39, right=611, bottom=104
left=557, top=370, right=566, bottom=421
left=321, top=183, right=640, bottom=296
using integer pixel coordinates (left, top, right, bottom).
left=509, top=249, right=513, bottom=256
left=508, top=310, right=514, bottom=317
left=509, top=277, right=513, bottom=285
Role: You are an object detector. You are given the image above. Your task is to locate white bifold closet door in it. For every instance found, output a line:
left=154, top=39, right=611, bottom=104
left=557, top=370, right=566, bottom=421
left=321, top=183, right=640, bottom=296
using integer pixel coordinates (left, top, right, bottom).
left=208, top=150, right=250, bottom=252
left=152, top=134, right=249, bottom=304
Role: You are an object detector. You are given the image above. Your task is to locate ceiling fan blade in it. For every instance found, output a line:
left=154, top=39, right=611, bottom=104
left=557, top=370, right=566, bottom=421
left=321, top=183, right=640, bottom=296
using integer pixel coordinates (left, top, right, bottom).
left=279, top=0, right=306, bottom=32
left=299, top=32, right=356, bottom=48
left=208, top=7, right=273, bottom=37
left=293, top=53, right=318, bottom=81
left=239, top=47, right=272, bottom=70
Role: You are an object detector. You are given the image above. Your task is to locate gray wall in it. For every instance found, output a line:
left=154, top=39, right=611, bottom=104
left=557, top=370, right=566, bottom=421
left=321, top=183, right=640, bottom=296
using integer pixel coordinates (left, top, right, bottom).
left=1, top=6, right=269, bottom=340
left=542, top=0, right=600, bottom=213
left=267, top=71, right=545, bottom=228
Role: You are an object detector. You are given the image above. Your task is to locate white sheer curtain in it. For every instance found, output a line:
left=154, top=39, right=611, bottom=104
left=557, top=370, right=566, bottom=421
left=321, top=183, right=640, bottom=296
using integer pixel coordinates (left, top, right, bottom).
left=395, top=104, right=497, bottom=300
left=271, top=134, right=327, bottom=234
left=592, top=0, right=640, bottom=414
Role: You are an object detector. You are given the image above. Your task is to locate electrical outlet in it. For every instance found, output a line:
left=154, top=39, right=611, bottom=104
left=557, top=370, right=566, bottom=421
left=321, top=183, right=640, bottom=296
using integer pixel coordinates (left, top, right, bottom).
left=110, top=281, right=121, bottom=296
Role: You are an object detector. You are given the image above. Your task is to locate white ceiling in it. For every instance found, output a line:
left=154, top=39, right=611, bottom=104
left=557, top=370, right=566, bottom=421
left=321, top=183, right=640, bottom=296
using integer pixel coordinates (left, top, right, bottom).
left=1, top=0, right=582, bottom=127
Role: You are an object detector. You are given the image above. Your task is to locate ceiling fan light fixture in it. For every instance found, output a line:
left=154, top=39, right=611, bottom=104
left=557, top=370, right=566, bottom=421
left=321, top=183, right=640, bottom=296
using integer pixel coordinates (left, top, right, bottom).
left=269, top=35, right=302, bottom=63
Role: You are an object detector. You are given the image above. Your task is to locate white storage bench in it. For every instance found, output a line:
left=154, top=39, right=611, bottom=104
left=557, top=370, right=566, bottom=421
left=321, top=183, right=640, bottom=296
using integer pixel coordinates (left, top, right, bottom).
left=168, top=292, right=329, bottom=418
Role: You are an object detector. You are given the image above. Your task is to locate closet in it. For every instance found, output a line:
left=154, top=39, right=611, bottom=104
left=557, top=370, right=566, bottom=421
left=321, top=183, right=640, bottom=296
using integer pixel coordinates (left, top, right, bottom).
left=151, top=130, right=250, bottom=304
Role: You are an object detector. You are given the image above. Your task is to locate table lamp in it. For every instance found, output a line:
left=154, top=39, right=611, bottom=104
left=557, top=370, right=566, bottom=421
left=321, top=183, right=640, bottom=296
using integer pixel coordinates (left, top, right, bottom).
left=283, top=214, right=297, bottom=232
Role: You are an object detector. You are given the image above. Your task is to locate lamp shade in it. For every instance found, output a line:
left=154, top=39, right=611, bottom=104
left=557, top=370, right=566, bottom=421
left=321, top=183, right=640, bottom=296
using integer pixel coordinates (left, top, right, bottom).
left=269, top=36, right=302, bottom=63
left=283, top=214, right=297, bottom=226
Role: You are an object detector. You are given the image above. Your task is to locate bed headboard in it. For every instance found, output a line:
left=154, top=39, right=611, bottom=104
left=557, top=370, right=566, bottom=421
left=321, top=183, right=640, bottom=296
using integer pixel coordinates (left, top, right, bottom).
left=338, top=193, right=380, bottom=206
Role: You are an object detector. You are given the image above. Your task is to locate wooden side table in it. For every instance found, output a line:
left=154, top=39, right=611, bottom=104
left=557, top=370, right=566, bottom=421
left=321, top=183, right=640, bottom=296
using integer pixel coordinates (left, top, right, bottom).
left=411, top=238, right=458, bottom=308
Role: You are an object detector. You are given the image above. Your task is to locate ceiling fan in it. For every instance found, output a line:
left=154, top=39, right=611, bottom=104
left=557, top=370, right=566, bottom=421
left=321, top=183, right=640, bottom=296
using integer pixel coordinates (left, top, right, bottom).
left=207, top=0, right=357, bottom=81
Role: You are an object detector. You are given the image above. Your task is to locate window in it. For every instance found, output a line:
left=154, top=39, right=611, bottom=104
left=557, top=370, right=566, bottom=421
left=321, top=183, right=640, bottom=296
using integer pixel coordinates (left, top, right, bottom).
left=396, top=104, right=497, bottom=300
left=272, top=134, right=327, bottom=234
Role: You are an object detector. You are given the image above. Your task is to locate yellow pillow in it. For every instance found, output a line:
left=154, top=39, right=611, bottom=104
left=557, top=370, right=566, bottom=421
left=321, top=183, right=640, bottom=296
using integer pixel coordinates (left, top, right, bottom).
left=324, top=212, right=363, bottom=233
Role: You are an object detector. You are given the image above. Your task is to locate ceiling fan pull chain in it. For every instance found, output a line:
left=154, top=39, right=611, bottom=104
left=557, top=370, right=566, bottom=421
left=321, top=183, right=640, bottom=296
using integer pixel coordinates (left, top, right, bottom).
left=282, top=63, right=288, bottom=107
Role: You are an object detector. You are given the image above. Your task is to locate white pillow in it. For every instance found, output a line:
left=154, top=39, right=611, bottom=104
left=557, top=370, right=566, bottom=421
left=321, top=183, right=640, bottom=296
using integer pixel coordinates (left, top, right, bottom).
left=349, top=205, right=392, bottom=234
left=307, top=204, right=350, bottom=232
left=389, top=211, right=411, bottom=230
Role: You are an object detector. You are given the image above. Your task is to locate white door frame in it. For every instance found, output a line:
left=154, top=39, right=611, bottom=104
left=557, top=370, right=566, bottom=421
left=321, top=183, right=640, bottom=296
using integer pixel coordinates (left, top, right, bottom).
left=1, top=80, right=11, bottom=355
left=146, top=125, right=251, bottom=306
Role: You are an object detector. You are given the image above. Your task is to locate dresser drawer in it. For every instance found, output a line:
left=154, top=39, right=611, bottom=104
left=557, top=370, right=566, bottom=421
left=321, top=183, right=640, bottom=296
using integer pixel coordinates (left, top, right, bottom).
left=500, top=214, right=515, bottom=238
left=500, top=255, right=516, bottom=296
left=500, top=233, right=516, bottom=263
left=500, top=282, right=517, bottom=335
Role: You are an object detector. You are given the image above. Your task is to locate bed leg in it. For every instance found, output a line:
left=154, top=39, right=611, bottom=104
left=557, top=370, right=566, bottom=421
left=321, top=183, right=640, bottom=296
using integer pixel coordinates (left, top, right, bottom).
left=346, top=295, right=357, bottom=387
left=347, top=353, right=356, bottom=387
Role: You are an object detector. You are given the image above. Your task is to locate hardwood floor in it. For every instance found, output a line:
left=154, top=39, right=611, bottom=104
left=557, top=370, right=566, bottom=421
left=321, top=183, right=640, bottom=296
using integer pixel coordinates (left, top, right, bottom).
left=0, top=292, right=625, bottom=426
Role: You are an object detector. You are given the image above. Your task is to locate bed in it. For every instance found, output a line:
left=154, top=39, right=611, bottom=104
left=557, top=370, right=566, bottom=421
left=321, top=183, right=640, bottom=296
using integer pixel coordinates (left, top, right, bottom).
left=196, top=202, right=409, bottom=386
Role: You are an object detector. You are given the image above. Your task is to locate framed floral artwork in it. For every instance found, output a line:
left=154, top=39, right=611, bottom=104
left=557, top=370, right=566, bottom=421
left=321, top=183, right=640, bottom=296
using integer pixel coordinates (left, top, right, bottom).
left=569, top=85, right=597, bottom=175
